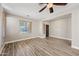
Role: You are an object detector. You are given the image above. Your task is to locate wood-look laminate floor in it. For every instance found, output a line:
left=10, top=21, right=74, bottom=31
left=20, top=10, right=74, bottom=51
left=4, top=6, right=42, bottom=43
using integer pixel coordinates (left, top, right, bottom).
left=1, top=37, right=79, bottom=56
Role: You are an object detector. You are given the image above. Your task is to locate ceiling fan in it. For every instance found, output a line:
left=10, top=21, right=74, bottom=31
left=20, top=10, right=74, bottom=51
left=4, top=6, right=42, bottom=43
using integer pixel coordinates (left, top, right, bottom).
left=39, top=3, right=67, bottom=13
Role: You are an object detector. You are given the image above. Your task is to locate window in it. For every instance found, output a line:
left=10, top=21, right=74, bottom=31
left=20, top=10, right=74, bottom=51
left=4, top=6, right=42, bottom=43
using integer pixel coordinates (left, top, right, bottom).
left=19, top=20, right=32, bottom=33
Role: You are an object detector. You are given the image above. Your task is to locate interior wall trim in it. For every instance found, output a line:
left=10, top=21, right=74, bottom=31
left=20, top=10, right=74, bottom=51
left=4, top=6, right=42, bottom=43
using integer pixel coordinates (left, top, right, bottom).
left=50, top=34, right=72, bottom=40
left=5, top=37, right=39, bottom=44
left=72, top=45, right=79, bottom=49
left=4, top=36, right=45, bottom=44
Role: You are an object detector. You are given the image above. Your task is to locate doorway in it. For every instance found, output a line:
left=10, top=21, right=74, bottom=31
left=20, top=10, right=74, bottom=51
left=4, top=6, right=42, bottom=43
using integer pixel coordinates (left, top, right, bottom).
left=46, top=25, right=49, bottom=37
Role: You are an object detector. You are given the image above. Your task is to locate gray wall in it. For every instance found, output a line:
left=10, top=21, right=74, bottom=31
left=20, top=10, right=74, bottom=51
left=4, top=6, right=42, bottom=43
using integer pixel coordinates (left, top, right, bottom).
left=49, top=16, right=71, bottom=40
left=5, top=16, right=41, bottom=42
left=0, top=6, right=6, bottom=53
left=72, top=9, right=79, bottom=48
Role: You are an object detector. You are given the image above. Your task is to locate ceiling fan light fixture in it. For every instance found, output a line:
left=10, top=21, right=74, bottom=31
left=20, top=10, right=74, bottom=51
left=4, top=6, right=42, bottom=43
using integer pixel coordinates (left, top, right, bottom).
left=47, top=3, right=53, bottom=8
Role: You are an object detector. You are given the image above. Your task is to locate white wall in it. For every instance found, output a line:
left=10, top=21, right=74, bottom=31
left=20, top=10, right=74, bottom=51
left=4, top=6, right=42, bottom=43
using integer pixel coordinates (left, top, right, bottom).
left=5, top=16, right=41, bottom=42
left=0, top=12, right=3, bottom=49
left=0, top=6, right=6, bottom=53
left=72, top=9, right=79, bottom=49
left=49, top=16, right=71, bottom=40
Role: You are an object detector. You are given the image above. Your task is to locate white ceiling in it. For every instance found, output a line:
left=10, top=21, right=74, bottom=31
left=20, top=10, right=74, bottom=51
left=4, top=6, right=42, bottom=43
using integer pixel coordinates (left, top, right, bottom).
left=48, top=13, right=71, bottom=22
left=1, top=3, right=79, bottom=20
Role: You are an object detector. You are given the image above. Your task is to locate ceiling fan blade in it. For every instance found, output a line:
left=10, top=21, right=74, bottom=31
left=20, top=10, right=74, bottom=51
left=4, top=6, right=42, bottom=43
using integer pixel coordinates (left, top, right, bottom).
left=39, top=3, right=48, bottom=5
left=49, top=7, right=53, bottom=13
left=53, top=3, right=67, bottom=6
left=39, top=5, right=47, bottom=12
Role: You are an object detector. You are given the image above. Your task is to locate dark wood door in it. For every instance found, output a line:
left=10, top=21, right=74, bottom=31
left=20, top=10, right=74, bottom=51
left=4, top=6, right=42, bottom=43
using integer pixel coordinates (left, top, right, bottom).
left=46, top=25, right=49, bottom=37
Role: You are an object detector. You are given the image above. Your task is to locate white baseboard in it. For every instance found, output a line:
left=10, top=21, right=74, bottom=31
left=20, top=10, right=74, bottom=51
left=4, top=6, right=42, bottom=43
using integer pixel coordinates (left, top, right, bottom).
left=0, top=44, right=5, bottom=54
left=38, top=35, right=45, bottom=38
left=4, top=35, right=71, bottom=44
left=5, top=36, right=39, bottom=44
left=72, top=45, right=79, bottom=49
left=50, top=35, right=71, bottom=40
left=0, top=36, right=43, bottom=53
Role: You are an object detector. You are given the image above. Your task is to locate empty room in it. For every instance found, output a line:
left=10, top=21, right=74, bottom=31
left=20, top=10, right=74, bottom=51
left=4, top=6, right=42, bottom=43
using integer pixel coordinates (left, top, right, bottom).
left=0, top=3, right=79, bottom=56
